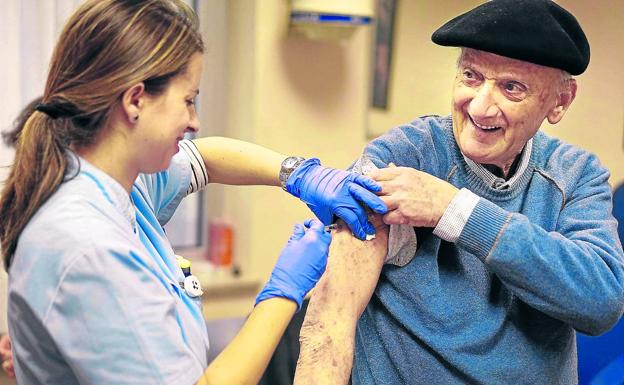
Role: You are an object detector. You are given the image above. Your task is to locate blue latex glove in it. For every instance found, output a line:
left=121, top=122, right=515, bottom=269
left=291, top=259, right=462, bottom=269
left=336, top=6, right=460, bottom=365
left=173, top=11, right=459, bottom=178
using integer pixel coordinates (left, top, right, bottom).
left=255, top=219, right=331, bottom=310
left=285, top=158, right=388, bottom=240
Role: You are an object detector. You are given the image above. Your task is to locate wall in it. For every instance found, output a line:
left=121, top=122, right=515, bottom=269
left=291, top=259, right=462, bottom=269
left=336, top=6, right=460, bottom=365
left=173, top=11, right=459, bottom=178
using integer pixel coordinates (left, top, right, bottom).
left=548, top=0, right=624, bottom=185
left=367, top=0, right=482, bottom=135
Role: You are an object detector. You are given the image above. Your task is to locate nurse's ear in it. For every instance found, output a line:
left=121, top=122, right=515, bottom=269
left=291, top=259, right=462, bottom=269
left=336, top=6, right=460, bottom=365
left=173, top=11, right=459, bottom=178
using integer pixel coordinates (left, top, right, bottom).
left=121, top=83, right=145, bottom=124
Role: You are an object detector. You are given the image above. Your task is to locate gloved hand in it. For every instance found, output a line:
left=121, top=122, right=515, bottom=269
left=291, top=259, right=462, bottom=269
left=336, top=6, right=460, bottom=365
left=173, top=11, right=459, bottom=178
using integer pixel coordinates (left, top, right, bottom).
left=255, top=219, right=332, bottom=310
left=285, top=158, right=388, bottom=240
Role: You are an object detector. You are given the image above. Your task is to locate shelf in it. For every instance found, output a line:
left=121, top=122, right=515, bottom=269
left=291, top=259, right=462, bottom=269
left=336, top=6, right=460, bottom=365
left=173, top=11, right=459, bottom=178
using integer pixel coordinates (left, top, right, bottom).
left=191, top=260, right=262, bottom=296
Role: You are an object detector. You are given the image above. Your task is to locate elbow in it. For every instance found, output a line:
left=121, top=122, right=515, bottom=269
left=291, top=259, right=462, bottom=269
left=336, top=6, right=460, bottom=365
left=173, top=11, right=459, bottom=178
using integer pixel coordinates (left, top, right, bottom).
left=575, top=293, right=624, bottom=336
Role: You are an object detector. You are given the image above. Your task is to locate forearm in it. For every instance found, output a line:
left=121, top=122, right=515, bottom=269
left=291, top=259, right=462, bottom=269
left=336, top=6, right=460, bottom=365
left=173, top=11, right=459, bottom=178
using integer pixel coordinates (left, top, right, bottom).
left=192, top=137, right=286, bottom=186
left=294, top=220, right=388, bottom=385
left=197, top=297, right=297, bottom=385
left=459, top=197, right=624, bottom=335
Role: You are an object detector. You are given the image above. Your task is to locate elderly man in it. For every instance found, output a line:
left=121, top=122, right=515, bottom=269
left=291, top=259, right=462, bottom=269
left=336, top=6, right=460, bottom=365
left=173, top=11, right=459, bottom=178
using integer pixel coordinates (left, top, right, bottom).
left=294, top=0, right=624, bottom=384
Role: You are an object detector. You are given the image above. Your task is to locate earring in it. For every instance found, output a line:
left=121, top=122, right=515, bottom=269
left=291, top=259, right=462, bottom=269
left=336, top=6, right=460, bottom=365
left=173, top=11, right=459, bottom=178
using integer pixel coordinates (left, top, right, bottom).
left=133, top=115, right=139, bottom=122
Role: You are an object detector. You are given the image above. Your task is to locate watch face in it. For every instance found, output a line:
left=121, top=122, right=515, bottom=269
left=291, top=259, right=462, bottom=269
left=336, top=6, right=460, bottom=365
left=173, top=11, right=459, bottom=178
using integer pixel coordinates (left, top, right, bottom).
left=280, top=157, right=305, bottom=188
left=283, top=157, right=299, bottom=168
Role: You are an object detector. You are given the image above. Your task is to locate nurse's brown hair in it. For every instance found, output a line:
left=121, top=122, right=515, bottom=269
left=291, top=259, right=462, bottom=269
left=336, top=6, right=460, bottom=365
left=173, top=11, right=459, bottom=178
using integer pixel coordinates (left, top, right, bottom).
left=0, top=0, right=204, bottom=269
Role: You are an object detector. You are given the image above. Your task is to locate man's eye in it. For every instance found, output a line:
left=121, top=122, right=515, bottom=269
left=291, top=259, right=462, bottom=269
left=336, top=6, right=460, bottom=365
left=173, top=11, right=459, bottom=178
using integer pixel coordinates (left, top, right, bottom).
left=504, top=81, right=526, bottom=93
left=461, top=69, right=480, bottom=85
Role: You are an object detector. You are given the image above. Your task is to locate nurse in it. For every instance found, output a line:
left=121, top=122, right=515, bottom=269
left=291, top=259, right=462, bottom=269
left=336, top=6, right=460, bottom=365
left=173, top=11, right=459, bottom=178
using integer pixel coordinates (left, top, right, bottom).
left=0, top=1, right=386, bottom=384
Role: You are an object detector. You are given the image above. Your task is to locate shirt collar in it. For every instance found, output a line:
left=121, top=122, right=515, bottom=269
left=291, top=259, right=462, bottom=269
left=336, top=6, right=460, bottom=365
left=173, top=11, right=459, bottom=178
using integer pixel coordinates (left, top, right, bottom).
left=66, top=153, right=137, bottom=230
left=463, top=139, right=533, bottom=191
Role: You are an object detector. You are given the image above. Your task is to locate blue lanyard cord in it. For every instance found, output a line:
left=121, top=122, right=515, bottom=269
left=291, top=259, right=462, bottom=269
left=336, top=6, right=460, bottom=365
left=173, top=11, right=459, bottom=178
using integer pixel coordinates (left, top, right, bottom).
left=80, top=171, right=114, bottom=205
left=81, top=170, right=138, bottom=234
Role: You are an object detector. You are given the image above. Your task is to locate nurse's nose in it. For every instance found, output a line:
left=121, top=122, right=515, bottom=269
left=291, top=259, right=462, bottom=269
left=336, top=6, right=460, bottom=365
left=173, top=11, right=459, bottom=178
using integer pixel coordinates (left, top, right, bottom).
left=186, top=109, right=200, bottom=134
left=468, top=81, right=499, bottom=119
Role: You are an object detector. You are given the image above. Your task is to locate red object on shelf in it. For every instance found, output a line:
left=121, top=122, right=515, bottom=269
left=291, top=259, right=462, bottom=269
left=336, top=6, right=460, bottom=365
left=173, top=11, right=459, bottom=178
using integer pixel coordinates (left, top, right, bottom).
left=207, top=220, right=234, bottom=267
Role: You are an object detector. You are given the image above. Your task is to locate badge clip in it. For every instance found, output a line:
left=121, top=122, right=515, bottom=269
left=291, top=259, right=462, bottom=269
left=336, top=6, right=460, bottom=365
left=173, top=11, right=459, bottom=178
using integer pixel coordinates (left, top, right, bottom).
left=176, top=255, right=203, bottom=298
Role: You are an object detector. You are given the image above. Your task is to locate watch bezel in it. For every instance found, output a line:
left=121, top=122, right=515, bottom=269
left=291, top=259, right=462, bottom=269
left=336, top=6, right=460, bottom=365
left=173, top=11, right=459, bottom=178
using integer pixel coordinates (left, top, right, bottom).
left=279, top=156, right=306, bottom=189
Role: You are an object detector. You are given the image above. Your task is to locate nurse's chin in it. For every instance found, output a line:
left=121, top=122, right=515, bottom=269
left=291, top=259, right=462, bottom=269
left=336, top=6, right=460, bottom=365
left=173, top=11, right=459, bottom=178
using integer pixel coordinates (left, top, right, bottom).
left=144, top=155, right=176, bottom=175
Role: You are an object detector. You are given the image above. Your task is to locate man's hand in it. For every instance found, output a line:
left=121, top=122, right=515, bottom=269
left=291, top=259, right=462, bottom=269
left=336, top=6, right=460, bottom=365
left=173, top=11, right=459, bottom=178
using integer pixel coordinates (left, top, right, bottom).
left=368, top=164, right=459, bottom=227
left=0, top=334, right=15, bottom=379
left=285, top=159, right=388, bottom=240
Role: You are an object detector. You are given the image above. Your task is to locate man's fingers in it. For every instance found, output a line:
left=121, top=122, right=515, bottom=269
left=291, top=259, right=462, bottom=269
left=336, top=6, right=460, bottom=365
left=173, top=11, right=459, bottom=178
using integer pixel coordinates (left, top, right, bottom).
left=383, top=209, right=409, bottom=225
left=375, top=180, right=403, bottom=195
left=367, top=166, right=403, bottom=181
left=379, top=195, right=400, bottom=210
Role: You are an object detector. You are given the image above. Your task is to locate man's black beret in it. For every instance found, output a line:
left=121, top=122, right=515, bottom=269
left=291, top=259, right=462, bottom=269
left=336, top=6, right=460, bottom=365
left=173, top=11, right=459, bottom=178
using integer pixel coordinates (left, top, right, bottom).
left=431, top=0, right=590, bottom=75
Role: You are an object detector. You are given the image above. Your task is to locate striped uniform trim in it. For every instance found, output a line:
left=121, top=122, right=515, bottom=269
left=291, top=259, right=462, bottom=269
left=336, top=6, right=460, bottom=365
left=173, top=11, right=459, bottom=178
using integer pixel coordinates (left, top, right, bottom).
left=179, top=139, right=208, bottom=195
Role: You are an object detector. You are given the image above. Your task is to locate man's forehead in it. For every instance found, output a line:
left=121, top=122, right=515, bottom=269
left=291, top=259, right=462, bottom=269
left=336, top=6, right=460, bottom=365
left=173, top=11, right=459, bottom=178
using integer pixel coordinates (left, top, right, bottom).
left=459, top=49, right=560, bottom=82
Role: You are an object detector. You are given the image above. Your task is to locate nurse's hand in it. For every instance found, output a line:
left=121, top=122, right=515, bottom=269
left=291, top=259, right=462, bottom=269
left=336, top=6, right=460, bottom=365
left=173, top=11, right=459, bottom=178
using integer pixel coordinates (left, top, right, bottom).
left=255, top=219, right=332, bottom=310
left=285, top=158, right=388, bottom=240
left=0, top=334, right=15, bottom=379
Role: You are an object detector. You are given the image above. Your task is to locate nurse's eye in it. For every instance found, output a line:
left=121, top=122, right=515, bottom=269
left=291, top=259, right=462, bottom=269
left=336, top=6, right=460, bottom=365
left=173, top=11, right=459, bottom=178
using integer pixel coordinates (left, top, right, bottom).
left=186, top=97, right=196, bottom=107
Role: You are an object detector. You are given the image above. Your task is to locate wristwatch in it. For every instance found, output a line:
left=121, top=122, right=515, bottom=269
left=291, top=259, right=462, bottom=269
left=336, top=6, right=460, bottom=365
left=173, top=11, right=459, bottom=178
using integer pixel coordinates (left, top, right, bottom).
left=279, top=156, right=306, bottom=190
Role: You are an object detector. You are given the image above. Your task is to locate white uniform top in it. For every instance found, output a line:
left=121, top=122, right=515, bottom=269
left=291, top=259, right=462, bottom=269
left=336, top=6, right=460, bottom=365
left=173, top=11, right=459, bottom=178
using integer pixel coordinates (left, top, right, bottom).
left=8, top=140, right=210, bottom=385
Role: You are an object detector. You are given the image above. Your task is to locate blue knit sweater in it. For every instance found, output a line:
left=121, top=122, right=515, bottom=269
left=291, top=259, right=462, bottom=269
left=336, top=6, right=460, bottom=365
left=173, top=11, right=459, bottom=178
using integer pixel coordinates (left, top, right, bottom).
left=353, top=115, right=624, bottom=385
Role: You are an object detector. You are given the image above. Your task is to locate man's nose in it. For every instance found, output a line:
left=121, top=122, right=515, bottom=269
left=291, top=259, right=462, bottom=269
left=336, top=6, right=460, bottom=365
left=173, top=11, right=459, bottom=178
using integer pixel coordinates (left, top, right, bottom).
left=468, top=81, right=499, bottom=118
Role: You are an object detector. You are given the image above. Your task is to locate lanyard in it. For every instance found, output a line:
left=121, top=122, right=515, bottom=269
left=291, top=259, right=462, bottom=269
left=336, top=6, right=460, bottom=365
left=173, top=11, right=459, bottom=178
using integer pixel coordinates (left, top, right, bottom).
left=80, top=170, right=137, bottom=233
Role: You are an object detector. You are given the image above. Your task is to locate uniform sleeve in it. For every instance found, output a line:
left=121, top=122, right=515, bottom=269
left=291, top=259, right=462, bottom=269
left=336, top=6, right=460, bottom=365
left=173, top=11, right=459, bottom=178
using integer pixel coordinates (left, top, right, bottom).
left=456, top=155, right=624, bottom=335
left=137, top=139, right=208, bottom=225
left=43, top=247, right=205, bottom=385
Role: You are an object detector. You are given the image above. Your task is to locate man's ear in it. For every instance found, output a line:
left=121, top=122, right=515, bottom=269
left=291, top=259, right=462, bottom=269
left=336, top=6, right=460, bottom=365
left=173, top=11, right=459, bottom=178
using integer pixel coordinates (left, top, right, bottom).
left=547, top=79, right=577, bottom=124
left=121, top=83, right=145, bottom=124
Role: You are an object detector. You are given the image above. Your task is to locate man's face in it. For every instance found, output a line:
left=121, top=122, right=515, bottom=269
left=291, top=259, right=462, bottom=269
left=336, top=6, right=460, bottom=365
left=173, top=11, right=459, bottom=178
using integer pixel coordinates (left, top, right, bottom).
left=452, top=49, right=564, bottom=173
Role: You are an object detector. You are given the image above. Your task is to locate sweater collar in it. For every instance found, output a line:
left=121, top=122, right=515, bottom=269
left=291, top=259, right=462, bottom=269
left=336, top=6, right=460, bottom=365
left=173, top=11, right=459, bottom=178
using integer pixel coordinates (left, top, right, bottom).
left=463, top=139, right=533, bottom=191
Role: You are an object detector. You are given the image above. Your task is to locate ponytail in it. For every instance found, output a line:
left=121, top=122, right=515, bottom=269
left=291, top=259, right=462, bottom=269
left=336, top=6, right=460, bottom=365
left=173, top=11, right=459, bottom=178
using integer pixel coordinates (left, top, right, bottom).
left=0, top=110, right=68, bottom=270
left=0, top=0, right=204, bottom=270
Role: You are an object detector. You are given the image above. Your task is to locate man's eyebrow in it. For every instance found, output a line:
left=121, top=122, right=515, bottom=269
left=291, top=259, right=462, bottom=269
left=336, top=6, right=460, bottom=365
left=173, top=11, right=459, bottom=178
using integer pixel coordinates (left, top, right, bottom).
left=460, top=63, right=530, bottom=83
